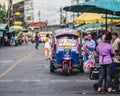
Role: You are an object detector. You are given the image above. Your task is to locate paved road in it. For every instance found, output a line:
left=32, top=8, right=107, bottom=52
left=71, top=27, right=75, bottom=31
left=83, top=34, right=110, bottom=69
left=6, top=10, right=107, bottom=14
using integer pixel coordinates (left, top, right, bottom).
left=0, top=43, right=119, bottom=96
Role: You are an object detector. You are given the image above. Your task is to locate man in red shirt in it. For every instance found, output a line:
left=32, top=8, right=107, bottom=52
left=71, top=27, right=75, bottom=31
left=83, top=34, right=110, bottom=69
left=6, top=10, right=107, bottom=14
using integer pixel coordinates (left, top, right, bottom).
left=35, top=33, right=40, bottom=49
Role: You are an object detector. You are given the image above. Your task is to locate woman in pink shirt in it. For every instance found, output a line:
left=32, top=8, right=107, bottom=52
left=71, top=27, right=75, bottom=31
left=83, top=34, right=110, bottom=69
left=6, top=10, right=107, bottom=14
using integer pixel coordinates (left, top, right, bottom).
left=96, top=32, right=115, bottom=92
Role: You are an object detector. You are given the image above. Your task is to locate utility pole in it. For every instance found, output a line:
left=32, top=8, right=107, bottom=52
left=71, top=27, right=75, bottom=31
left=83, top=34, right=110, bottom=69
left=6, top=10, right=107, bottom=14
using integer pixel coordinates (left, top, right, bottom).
left=7, top=0, right=12, bottom=27
left=71, top=0, right=90, bottom=21
left=76, top=0, right=79, bottom=17
left=38, top=10, right=41, bottom=22
left=60, top=7, right=62, bottom=25
left=71, top=0, right=80, bottom=22
left=65, top=11, right=67, bottom=24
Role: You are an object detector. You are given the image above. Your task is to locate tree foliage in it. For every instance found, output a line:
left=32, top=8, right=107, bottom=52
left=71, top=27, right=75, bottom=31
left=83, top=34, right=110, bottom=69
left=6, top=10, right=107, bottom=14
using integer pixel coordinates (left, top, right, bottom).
left=0, top=4, right=6, bottom=23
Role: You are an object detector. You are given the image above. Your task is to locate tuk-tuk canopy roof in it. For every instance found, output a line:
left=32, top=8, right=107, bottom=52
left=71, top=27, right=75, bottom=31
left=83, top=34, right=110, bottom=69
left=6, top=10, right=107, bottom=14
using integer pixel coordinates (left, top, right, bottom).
left=55, top=28, right=80, bottom=37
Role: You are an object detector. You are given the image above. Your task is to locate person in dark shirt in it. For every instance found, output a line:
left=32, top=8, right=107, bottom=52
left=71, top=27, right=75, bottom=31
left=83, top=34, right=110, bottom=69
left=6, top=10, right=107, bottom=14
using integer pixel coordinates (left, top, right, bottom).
left=35, top=33, right=39, bottom=49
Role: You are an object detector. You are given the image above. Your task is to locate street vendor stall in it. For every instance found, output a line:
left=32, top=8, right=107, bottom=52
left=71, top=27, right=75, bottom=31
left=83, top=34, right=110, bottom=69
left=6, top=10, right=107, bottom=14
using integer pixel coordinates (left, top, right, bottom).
left=0, top=28, right=7, bottom=46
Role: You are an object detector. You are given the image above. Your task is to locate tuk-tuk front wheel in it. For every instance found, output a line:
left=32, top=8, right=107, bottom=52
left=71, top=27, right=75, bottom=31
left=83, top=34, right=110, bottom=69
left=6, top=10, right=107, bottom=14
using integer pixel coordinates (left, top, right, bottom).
left=50, top=61, right=55, bottom=73
left=64, top=63, right=70, bottom=76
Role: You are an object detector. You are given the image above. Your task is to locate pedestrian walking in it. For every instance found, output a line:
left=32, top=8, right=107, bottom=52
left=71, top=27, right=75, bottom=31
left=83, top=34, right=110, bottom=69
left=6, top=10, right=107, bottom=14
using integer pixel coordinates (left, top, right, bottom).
left=44, top=33, right=52, bottom=60
left=10, top=35, right=16, bottom=46
left=25, top=35, right=29, bottom=45
left=15, top=34, right=18, bottom=46
left=3, top=35, right=8, bottom=46
left=35, top=33, right=39, bottom=49
left=96, top=32, right=115, bottom=92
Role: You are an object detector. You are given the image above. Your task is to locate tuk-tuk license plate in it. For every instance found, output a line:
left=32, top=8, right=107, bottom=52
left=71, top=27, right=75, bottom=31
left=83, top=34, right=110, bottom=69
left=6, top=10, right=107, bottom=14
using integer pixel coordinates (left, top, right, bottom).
left=63, top=45, right=72, bottom=49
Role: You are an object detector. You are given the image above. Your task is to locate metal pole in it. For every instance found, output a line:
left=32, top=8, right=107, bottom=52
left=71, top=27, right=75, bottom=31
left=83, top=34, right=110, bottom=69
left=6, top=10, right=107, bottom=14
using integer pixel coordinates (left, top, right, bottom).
left=65, top=11, right=67, bottom=24
left=60, top=7, right=62, bottom=25
left=7, top=0, right=12, bottom=27
left=105, top=10, right=108, bottom=32
left=71, top=0, right=79, bottom=21
left=38, top=10, right=41, bottom=22
left=77, top=0, right=79, bottom=17
left=46, top=0, right=48, bottom=22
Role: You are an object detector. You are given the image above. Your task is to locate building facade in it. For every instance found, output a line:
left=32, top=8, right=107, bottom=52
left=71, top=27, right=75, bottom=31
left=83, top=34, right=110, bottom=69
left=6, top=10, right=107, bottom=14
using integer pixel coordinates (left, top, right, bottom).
left=0, top=0, right=94, bottom=26
left=13, top=0, right=23, bottom=4
left=24, top=0, right=34, bottom=24
left=13, top=1, right=24, bottom=25
left=0, top=0, right=23, bottom=26
left=0, top=0, right=23, bottom=11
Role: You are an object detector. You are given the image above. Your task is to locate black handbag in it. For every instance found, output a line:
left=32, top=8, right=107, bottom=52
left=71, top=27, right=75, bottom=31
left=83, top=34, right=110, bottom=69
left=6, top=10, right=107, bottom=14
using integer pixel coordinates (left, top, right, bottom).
left=89, top=66, right=100, bottom=80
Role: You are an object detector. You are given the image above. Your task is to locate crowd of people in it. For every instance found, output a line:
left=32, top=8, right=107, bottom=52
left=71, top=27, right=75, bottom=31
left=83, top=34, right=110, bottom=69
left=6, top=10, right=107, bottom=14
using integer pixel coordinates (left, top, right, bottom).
left=2, top=29, right=120, bottom=92
left=2, top=34, right=29, bottom=47
left=3, top=29, right=119, bottom=93
left=82, top=31, right=120, bottom=93
left=41, top=28, right=119, bottom=93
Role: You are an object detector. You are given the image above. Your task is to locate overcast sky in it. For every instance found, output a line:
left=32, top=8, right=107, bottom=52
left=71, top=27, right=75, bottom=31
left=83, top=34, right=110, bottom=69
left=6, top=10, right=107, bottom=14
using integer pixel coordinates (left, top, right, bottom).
left=34, top=0, right=72, bottom=25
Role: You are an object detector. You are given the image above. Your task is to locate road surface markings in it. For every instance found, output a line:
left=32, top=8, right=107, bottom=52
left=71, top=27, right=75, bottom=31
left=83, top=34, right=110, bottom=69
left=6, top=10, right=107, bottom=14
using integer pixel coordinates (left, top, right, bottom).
left=0, top=79, right=95, bottom=83
left=0, top=50, right=35, bottom=79
left=0, top=60, right=14, bottom=63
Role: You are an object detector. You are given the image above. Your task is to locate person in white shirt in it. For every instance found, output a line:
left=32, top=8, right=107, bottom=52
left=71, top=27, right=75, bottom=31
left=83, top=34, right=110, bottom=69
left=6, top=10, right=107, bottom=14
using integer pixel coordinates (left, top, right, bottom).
left=112, top=32, right=120, bottom=56
left=44, top=34, right=52, bottom=60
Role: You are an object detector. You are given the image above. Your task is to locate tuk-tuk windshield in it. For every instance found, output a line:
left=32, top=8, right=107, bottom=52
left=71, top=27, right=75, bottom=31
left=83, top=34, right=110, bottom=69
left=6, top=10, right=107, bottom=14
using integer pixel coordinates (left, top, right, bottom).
left=58, top=36, right=77, bottom=47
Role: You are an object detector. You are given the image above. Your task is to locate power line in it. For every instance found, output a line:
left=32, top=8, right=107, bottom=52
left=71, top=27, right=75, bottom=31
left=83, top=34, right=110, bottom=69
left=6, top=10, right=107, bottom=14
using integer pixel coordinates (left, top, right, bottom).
left=34, top=4, right=59, bottom=12
left=38, top=10, right=40, bottom=22
left=34, top=0, right=71, bottom=24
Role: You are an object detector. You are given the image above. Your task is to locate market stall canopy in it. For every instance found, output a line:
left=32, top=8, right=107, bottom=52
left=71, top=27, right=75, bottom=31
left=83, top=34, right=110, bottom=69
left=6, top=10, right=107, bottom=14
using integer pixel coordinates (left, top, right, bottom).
left=77, top=22, right=113, bottom=31
left=0, top=29, right=4, bottom=37
left=63, top=0, right=120, bottom=16
left=63, top=0, right=120, bottom=31
left=0, top=27, right=7, bottom=31
left=76, top=13, right=112, bottom=24
left=101, top=15, right=120, bottom=20
left=10, top=25, right=24, bottom=31
left=28, top=22, right=47, bottom=27
left=0, top=24, right=9, bottom=30
left=107, top=22, right=120, bottom=27
left=9, top=28, right=18, bottom=33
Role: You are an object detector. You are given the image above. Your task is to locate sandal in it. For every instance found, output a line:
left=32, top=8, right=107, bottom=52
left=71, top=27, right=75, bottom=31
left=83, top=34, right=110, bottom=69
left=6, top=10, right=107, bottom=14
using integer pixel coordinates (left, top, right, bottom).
left=97, top=87, right=102, bottom=92
left=107, top=87, right=112, bottom=93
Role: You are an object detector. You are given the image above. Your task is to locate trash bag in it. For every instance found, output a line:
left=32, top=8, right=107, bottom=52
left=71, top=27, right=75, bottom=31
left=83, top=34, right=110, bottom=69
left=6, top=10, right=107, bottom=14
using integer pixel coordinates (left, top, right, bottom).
left=83, top=56, right=95, bottom=73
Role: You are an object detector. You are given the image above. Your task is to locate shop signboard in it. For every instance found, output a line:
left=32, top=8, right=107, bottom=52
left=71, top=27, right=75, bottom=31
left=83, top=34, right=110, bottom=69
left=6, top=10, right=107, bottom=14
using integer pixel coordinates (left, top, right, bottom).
left=14, top=21, right=22, bottom=25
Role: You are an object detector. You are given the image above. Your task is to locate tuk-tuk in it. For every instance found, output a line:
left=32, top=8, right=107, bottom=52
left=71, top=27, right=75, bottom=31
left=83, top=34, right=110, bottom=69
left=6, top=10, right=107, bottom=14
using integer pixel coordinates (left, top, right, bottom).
left=50, top=28, right=83, bottom=75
